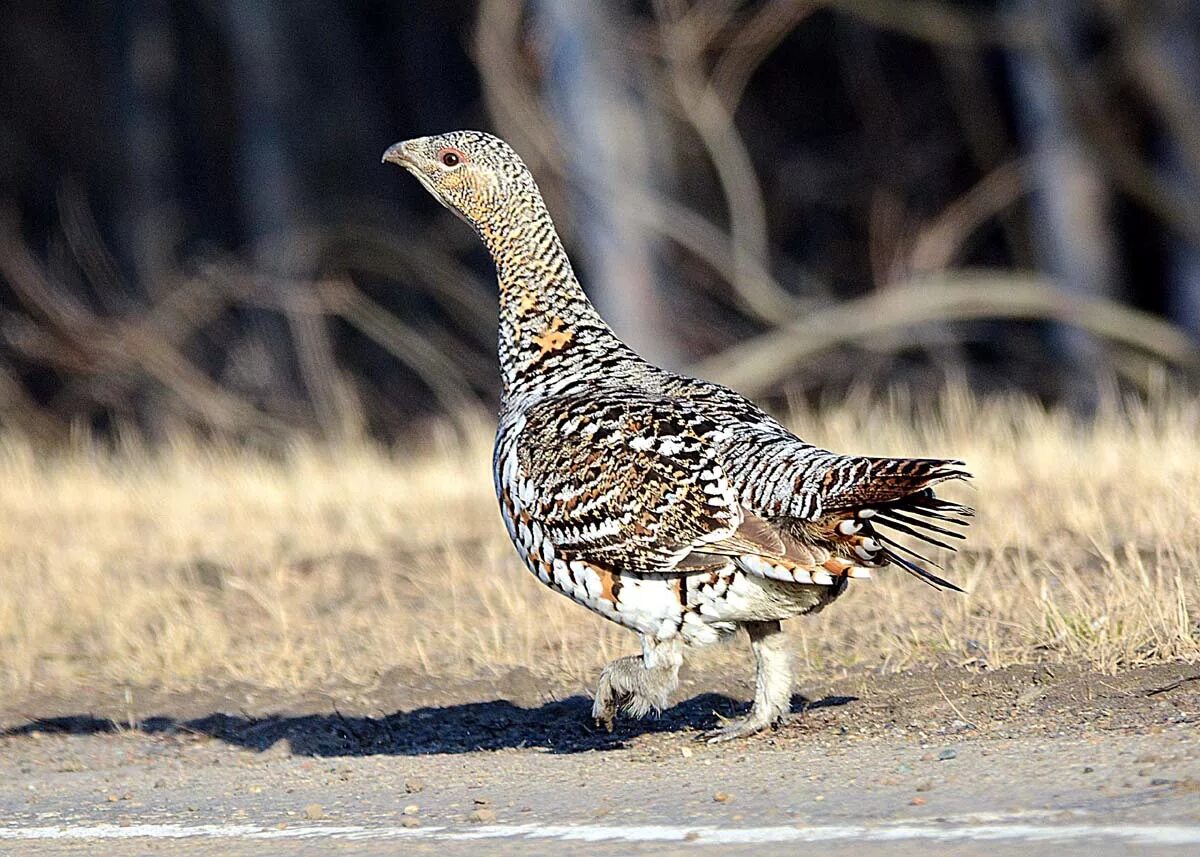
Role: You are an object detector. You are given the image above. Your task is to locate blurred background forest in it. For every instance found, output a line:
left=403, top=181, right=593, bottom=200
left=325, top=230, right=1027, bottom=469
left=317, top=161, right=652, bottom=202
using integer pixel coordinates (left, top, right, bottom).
left=3, top=0, right=1200, bottom=445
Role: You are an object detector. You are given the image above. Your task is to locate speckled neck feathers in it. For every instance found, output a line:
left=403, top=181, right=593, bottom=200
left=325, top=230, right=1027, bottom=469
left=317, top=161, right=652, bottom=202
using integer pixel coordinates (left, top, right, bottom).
left=478, top=193, right=636, bottom=396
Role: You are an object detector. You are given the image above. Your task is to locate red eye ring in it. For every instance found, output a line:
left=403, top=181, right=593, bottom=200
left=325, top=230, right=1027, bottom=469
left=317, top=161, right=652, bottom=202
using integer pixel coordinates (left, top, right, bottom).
left=438, top=148, right=464, bottom=167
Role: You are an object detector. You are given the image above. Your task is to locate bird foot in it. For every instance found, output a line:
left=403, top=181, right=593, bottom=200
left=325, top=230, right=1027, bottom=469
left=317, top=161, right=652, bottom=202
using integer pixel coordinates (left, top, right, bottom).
left=702, top=709, right=785, bottom=743
left=591, top=650, right=677, bottom=731
left=591, top=689, right=624, bottom=733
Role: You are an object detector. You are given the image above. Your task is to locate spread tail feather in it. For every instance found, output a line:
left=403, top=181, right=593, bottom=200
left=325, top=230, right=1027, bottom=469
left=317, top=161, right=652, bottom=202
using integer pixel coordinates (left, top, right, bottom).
left=829, top=458, right=973, bottom=591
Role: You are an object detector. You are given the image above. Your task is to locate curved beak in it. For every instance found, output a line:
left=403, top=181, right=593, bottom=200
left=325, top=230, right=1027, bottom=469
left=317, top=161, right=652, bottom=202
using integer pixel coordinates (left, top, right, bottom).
left=381, top=141, right=413, bottom=167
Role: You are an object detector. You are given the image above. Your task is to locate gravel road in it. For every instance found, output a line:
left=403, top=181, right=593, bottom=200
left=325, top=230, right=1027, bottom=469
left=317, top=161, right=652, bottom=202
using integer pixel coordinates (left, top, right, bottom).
left=2, top=663, right=1197, bottom=855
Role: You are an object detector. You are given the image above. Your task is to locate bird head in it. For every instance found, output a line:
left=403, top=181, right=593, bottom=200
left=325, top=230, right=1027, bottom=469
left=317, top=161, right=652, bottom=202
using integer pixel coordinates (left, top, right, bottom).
left=382, top=130, right=532, bottom=232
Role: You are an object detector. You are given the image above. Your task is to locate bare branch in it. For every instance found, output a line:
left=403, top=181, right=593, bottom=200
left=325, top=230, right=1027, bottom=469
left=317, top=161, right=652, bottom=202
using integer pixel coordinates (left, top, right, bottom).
left=1115, top=15, right=1200, bottom=191
left=321, top=281, right=483, bottom=438
left=621, top=185, right=822, bottom=316
left=333, top=225, right=497, bottom=348
left=1047, top=46, right=1200, bottom=243
left=473, top=0, right=566, bottom=181
left=711, top=0, right=817, bottom=107
left=652, top=0, right=797, bottom=322
left=816, top=0, right=1039, bottom=50
left=0, top=220, right=286, bottom=435
left=907, top=159, right=1029, bottom=276
left=691, top=271, right=1200, bottom=396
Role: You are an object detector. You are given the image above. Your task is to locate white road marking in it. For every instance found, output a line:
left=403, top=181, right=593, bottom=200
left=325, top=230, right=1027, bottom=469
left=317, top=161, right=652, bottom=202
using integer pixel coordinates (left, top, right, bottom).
left=1, top=820, right=1198, bottom=847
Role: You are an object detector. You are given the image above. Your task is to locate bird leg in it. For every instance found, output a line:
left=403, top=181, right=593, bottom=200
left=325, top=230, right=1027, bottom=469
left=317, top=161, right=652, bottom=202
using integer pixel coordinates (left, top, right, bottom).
left=592, top=635, right=683, bottom=731
left=705, top=620, right=791, bottom=742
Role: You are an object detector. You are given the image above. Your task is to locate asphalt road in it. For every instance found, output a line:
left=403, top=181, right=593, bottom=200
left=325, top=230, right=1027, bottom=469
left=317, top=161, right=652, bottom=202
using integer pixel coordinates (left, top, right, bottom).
left=2, top=719, right=1197, bottom=855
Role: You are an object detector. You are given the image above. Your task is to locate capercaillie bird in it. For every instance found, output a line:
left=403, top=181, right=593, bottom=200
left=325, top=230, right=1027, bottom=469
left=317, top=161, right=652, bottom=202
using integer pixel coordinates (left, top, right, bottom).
left=383, top=131, right=972, bottom=741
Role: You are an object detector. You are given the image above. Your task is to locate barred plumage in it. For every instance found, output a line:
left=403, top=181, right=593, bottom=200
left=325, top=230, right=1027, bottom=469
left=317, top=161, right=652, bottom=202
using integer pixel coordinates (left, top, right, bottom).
left=384, top=131, right=973, bottom=740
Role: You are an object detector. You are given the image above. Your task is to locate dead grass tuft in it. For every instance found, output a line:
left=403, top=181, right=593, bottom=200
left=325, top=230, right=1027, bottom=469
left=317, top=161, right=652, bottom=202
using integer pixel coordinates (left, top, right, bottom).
left=1, top=389, right=1197, bottom=695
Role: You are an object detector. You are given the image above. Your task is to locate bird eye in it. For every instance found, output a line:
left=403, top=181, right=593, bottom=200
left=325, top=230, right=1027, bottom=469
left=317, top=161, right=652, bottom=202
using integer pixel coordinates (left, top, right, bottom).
left=439, top=149, right=462, bottom=167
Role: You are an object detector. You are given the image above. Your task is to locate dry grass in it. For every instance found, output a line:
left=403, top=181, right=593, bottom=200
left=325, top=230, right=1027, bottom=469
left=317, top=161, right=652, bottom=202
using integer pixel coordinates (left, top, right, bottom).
left=1, top=389, right=1197, bottom=697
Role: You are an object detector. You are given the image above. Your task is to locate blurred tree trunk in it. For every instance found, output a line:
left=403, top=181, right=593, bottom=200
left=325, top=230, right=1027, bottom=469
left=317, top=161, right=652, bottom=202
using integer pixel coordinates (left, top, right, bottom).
left=533, top=0, right=677, bottom=366
left=1007, top=0, right=1120, bottom=403
left=221, top=0, right=310, bottom=429
left=222, top=0, right=298, bottom=245
left=116, top=0, right=181, bottom=299
left=1150, top=3, right=1200, bottom=341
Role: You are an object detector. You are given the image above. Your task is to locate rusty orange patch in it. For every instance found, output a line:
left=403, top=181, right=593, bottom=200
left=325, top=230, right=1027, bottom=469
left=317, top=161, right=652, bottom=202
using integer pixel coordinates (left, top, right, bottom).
left=517, top=293, right=537, bottom=316
left=533, top=316, right=573, bottom=357
left=596, top=567, right=619, bottom=604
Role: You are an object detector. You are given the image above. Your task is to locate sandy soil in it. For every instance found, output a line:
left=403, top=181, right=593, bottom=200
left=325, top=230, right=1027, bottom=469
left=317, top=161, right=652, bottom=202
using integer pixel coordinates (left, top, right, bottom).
left=1, top=662, right=1198, bottom=855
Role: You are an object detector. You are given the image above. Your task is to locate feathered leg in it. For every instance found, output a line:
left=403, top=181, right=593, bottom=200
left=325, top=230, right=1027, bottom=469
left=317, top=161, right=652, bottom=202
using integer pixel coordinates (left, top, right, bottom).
left=706, top=620, right=791, bottom=742
left=592, top=635, right=683, bottom=731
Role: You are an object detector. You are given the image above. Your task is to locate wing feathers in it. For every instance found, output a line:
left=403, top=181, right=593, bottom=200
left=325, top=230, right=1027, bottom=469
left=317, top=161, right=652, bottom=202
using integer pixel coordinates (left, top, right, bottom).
left=694, top=508, right=785, bottom=557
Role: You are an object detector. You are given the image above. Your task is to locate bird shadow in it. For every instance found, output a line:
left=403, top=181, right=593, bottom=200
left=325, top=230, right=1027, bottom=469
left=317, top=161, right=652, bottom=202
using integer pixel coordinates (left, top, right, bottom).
left=2, top=693, right=856, bottom=756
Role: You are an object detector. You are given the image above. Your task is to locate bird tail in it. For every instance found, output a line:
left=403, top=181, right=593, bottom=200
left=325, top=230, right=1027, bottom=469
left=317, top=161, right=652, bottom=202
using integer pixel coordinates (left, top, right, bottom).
left=826, top=457, right=973, bottom=591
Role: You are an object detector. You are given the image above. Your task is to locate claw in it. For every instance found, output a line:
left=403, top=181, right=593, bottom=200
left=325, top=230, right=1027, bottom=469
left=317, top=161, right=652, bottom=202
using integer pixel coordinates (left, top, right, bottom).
left=591, top=684, right=620, bottom=733
left=702, top=712, right=782, bottom=743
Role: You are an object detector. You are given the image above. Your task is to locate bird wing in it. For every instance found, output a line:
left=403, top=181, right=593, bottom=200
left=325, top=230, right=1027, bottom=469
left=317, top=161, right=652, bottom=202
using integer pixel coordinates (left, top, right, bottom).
left=509, top=390, right=771, bottom=575
left=713, top=423, right=973, bottom=590
left=655, top=378, right=974, bottom=590
left=509, top=388, right=971, bottom=590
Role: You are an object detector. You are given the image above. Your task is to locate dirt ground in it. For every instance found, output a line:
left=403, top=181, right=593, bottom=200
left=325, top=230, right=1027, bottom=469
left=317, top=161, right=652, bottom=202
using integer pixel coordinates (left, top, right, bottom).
left=1, top=662, right=1198, bottom=855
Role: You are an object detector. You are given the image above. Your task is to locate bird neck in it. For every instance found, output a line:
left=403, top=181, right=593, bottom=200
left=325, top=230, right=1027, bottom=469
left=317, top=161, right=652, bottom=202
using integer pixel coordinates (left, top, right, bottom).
left=479, top=199, right=634, bottom=395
